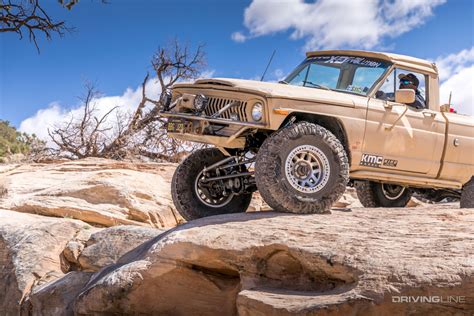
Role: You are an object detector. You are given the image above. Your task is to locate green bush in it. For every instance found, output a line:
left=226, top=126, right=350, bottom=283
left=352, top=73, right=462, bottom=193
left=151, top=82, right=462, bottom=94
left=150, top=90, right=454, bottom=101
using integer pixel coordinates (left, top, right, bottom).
left=0, top=120, right=44, bottom=158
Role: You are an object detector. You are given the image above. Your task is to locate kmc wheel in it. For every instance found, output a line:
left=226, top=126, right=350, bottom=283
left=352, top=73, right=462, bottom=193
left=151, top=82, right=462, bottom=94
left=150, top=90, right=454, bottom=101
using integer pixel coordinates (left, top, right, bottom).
left=355, top=181, right=412, bottom=207
left=255, top=122, right=349, bottom=214
left=171, top=148, right=252, bottom=221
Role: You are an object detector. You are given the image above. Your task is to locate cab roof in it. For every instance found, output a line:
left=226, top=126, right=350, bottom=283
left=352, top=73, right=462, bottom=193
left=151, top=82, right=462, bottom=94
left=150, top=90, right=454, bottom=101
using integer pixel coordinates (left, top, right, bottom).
left=306, top=50, right=438, bottom=76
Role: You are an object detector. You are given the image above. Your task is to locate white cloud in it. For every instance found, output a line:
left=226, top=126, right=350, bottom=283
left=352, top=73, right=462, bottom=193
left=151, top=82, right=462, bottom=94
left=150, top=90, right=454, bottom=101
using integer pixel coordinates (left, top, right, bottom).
left=435, top=47, right=474, bottom=81
left=233, top=0, right=445, bottom=50
left=19, top=71, right=216, bottom=144
left=231, top=31, right=247, bottom=43
left=439, top=66, right=473, bottom=116
left=19, top=103, right=67, bottom=140
left=273, top=68, right=285, bottom=81
left=434, top=47, right=474, bottom=116
left=199, top=70, right=216, bottom=79
left=19, top=79, right=162, bottom=143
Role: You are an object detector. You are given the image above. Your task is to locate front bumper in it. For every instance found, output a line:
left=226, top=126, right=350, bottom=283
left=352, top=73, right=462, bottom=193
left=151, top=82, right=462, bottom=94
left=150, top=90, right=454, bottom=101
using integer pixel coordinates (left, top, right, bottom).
left=160, top=111, right=266, bottom=148
left=168, top=132, right=246, bottom=148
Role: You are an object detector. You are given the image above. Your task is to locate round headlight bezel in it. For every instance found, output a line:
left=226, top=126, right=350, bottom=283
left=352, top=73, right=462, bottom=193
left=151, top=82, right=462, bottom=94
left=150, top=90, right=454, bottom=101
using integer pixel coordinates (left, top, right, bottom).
left=193, top=94, right=209, bottom=112
left=251, top=102, right=264, bottom=121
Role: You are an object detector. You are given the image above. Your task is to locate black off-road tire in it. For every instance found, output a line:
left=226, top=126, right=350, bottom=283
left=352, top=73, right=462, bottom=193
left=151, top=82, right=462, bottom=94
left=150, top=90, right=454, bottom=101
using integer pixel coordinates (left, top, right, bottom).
left=255, top=122, right=349, bottom=214
left=355, top=181, right=412, bottom=208
left=460, top=177, right=474, bottom=208
left=171, top=148, right=252, bottom=221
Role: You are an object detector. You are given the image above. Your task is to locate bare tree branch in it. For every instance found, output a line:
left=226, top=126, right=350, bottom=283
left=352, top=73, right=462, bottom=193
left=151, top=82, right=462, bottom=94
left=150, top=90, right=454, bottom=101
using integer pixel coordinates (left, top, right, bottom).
left=1, top=0, right=107, bottom=52
left=48, top=40, right=207, bottom=162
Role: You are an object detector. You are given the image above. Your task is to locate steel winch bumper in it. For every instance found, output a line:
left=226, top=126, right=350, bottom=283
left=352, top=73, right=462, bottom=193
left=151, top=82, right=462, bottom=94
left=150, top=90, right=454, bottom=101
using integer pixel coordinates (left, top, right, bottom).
left=159, top=111, right=266, bottom=148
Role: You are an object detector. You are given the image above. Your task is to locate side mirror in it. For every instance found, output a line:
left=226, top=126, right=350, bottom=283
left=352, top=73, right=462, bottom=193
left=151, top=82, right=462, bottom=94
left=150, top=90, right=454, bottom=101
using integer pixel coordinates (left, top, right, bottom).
left=395, top=89, right=415, bottom=104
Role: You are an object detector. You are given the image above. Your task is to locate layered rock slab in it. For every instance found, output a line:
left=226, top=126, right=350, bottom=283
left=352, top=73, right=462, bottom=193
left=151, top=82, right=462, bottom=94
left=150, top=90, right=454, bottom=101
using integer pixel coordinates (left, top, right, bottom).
left=0, top=208, right=166, bottom=315
left=0, top=158, right=183, bottom=228
left=0, top=210, right=94, bottom=315
left=71, top=205, right=473, bottom=315
left=26, top=224, right=164, bottom=315
left=64, top=225, right=165, bottom=272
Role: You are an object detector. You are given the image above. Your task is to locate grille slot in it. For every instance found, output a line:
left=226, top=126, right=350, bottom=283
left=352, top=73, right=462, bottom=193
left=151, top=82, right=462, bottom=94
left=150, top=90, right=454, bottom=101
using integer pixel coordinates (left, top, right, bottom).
left=204, top=97, right=248, bottom=121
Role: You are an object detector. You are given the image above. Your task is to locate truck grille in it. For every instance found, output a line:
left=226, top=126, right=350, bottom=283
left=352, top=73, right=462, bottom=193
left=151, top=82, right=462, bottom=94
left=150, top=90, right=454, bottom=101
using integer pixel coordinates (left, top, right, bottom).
left=204, top=97, right=248, bottom=121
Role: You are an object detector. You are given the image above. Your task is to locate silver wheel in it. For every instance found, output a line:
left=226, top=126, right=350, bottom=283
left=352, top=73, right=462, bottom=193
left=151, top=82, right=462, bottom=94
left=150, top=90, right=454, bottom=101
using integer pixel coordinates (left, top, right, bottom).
left=284, top=145, right=331, bottom=193
left=381, top=183, right=406, bottom=200
left=194, top=170, right=234, bottom=208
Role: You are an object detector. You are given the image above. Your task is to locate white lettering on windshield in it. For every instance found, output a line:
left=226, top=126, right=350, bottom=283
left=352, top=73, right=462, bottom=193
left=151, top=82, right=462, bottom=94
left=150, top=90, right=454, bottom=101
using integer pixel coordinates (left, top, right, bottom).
left=311, top=56, right=382, bottom=68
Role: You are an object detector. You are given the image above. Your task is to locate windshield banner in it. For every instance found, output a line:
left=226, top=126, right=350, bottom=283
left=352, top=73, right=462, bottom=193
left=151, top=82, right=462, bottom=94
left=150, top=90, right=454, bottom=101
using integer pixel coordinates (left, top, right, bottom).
left=309, top=56, right=383, bottom=68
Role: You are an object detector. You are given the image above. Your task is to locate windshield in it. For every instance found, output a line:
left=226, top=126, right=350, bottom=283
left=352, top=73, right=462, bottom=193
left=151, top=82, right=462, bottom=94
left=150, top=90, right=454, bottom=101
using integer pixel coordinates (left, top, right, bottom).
left=284, top=55, right=390, bottom=96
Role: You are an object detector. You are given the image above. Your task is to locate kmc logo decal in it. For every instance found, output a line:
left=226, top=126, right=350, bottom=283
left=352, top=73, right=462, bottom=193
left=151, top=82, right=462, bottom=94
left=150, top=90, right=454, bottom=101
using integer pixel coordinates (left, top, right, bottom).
left=360, top=154, right=383, bottom=167
left=360, top=154, right=398, bottom=168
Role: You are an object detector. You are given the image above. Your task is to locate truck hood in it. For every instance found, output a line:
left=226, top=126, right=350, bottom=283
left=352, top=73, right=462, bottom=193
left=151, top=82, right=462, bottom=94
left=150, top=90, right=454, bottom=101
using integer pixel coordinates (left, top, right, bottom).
left=175, top=78, right=359, bottom=107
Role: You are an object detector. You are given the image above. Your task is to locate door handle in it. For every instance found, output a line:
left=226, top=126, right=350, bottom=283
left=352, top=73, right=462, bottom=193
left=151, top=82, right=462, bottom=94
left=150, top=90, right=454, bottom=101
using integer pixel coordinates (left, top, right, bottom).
left=422, top=110, right=436, bottom=118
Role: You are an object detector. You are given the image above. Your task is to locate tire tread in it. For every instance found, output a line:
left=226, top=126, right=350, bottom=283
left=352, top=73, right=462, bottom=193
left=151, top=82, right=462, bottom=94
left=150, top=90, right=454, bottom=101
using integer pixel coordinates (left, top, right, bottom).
left=460, top=177, right=474, bottom=208
left=255, top=121, right=349, bottom=214
left=171, top=148, right=252, bottom=220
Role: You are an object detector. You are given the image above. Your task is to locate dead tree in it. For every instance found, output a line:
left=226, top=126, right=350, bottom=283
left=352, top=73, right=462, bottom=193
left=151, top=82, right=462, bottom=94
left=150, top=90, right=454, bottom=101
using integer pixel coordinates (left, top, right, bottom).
left=48, top=84, right=118, bottom=158
left=49, top=40, right=207, bottom=161
left=1, top=0, right=105, bottom=51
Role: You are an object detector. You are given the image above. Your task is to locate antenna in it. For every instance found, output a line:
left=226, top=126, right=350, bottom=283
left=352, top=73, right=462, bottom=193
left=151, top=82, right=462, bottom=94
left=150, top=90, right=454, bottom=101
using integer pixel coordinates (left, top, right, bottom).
left=448, top=91, right=452, bottom=105
left=260, top=49, right=276, bottom=81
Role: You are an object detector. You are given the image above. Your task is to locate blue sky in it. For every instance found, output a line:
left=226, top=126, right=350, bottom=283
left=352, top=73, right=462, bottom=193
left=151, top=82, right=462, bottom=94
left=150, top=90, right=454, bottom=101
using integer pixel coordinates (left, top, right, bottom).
left=1, top=0, right=473, bottom=134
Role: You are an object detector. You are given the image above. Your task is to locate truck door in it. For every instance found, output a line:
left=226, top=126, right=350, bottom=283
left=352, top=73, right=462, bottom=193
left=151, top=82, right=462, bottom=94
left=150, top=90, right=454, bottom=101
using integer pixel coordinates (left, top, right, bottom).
left=361, top=68, right=445, bottom=176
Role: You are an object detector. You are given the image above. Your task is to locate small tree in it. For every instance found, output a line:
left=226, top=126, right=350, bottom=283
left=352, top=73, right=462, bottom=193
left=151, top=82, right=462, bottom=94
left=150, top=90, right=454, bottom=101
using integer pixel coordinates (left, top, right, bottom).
left=0, top=120, right=46, bottom=161
left=48, top=40, right=207, bottom=161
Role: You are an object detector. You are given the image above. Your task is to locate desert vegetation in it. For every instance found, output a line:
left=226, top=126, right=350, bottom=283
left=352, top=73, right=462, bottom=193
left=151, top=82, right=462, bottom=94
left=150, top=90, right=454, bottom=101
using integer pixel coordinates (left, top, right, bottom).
left=0, top=120, right=45, bottom=162
left=0, top=40, right=207, bottom=164
left=47, top=40, right=207, bottom=162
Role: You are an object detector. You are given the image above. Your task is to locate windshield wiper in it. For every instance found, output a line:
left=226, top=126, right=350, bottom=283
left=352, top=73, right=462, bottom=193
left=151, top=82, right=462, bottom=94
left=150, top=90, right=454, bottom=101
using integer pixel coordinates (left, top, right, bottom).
left=303, top=81, right=331, bottom=91
left=278, top=80, right=288, bottom=84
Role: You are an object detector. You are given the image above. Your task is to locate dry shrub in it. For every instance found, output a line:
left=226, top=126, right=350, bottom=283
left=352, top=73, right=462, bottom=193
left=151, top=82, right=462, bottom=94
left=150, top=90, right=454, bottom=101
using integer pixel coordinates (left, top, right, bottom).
left=48, top=39, right=206, bottom=162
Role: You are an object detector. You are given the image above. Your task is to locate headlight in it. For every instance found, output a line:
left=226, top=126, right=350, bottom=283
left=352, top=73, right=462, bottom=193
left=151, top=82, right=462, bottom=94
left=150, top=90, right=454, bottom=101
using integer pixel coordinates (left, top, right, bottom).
left=193, top=94, right=208, bottom=112
left=251, top=102, right=263, bottom=121
left=160, top=90, right=172, bottom=109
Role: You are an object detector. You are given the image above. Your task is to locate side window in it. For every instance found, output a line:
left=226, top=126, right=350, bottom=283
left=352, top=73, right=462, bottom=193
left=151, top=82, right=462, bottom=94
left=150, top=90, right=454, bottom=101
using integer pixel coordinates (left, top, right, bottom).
left=376, top=68, right=428, bottom=108
left=395, top=68, right=426, bottom=99
left=352, top=67, right=386, bottom=94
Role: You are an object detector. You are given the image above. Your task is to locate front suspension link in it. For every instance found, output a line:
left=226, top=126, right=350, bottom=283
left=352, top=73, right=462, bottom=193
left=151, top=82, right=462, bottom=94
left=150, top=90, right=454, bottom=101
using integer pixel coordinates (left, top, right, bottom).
left=200, top=172, right=254, bottom=183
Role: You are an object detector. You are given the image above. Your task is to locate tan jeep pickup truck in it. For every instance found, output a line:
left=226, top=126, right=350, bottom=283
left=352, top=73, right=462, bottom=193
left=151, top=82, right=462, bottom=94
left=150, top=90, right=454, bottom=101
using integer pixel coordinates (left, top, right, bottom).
left=160, top=50, right=474, bottom=220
